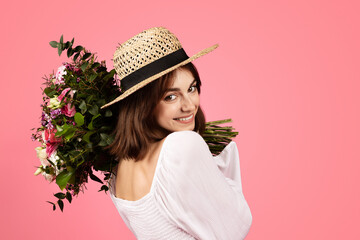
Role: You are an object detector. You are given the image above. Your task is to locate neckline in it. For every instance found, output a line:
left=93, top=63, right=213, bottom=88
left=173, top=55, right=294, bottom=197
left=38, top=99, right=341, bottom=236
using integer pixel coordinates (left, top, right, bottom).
left=110, top=135, right=170, bottom=205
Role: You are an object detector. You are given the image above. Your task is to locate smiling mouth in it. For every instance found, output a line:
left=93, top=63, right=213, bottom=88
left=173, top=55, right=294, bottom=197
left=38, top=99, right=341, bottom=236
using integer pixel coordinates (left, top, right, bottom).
left=174, top=114, right=194, bottom=122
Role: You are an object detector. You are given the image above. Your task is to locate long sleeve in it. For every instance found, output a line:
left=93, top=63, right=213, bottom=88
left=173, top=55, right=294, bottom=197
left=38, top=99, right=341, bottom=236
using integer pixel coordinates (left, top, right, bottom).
left=154, top=131, right=252, bottom=240
left=213, top=141, right=244, bottom=193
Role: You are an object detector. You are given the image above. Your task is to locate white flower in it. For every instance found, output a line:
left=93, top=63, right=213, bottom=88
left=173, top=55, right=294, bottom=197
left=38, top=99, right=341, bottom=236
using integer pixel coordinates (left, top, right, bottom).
left=42, top=172, right=55, bottom=182
left=49, top=152, right=62, bottom=175
left=34, top=167, right=43, bottom=176
left=35, top=147, right=49, bottom=166
left=48, top=97, right=61, bottom=109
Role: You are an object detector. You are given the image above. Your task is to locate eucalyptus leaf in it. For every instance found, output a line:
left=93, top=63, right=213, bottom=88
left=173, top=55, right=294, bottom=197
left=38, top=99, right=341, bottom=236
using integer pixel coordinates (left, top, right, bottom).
left=98, top=140, right=108, bottom=147
left=89, top=74, right=97, bottom=82
left=82, top=52, right=91, bottom=60
left=57, top=199, right=64, bottom=212
left=88, top=105, right=99, bottom=116
left=54, top=192, right=66, bottom=199
left=44, top=87, right=56, bottom=97
left=49, top=41, right=58, bottom=48
left=87, top=113, right=101, bottom=130
left=100, top=133, right=114, bottom=145
left=57, top=43, right=62, bottom=56
left=96, top=99, right=106, bottom=107
left=74, top=45, right=83, bottom=52
left=64, top=41, right=70, bottom=49
left=47, top=201, right=56, bottom=211
left=81, top=62, right=88, bottom=72
left=105, top=109, right=112, bottom=117
left=91, top=62, right=100, bottom=69
left=89, top=172, right=103, bottom=184
left=85, top=95, right=94, bottom=104
left=83, top=130, right=95, bottom=143
left=98, top=185, right=109, bottom=192
left=66, top=192, right=72, bottom=203
left=67, top=48, right=73, bottom=58
left=79, top=100, right=87, bottom=114
left=74, top=52, right=80, bottom=61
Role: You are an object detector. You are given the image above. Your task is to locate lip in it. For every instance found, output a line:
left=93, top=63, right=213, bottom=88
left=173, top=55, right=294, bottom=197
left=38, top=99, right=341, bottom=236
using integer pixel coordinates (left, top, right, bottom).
left=174, top=114, right=194, bottom=124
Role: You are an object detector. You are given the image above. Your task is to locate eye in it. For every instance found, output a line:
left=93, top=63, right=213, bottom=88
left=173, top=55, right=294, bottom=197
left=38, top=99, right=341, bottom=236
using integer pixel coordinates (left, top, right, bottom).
left=189, top=85, right=197, bottom=93
left=164, top=94, right=177, bottom=101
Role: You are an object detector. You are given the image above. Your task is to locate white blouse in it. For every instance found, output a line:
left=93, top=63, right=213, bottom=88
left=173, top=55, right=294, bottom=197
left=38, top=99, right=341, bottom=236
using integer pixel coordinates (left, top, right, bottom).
left=109, top=131, right=252, bottom=240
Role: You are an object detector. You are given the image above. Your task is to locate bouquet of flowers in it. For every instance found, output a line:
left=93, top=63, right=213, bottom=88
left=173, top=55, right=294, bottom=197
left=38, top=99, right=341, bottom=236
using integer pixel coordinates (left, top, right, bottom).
left=32, top=36, right=238, bottom=211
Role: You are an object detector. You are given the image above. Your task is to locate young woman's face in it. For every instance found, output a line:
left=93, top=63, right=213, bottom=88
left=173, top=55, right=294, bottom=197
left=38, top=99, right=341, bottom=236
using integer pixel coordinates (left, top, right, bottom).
left=154, top=68, right=200, bottom=133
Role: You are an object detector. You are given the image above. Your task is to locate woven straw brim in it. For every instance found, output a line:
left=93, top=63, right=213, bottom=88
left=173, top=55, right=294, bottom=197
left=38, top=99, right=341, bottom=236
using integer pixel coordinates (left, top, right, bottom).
left=101, top=44, right=218, bottom=109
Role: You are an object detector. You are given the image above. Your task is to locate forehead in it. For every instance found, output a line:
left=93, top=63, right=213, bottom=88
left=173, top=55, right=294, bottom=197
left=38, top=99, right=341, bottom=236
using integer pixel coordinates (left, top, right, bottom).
left=170, top=68, right=195, bottom=87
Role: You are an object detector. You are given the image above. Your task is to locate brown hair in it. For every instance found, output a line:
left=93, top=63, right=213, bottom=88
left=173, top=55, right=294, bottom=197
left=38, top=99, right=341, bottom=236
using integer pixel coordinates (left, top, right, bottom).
left=108, top=62, right=206, bottom=162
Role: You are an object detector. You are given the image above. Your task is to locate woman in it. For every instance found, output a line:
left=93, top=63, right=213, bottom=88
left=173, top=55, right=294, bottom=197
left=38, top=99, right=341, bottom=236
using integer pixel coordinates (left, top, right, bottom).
left=101, top=27, right=252, bottom=240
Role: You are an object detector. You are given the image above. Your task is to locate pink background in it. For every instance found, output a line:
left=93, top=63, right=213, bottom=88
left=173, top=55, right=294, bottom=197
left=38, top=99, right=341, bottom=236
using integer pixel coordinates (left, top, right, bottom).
left=1, top=0, right=359, bottom=239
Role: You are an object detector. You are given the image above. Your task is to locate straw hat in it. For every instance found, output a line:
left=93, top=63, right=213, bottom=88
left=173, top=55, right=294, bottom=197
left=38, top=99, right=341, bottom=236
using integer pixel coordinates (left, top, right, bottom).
left=101, top=27, right=218, bottom=109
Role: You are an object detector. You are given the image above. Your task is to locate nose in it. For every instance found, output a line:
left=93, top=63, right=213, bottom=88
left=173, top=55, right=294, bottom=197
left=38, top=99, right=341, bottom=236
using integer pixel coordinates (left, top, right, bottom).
left=181, top=95, right=196, bottom=112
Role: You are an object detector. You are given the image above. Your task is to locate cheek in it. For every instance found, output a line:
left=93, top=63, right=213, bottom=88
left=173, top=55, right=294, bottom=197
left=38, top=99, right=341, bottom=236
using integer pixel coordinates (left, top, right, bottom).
left=193, top=94, right=200, bottom=108
left=155, top=103, right=175, bottom=123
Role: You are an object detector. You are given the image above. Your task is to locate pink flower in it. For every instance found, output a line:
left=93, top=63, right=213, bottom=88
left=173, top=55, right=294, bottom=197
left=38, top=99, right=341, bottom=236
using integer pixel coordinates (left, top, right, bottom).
left=58, top=88, right=71, bottom=102
left=62, top=103, right=76, bottom=117
left=54, top=66, right=67, bottom=84
left=43, top=128, right=62, bottom=144
left=46, top=142, right=59, bottom=157
left=42, top=129, right=61, bottom=156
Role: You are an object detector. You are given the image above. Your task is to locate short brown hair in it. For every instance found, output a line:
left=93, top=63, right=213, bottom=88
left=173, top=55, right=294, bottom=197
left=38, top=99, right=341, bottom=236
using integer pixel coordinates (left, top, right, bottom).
left=109, top=63, right=206, bottom=162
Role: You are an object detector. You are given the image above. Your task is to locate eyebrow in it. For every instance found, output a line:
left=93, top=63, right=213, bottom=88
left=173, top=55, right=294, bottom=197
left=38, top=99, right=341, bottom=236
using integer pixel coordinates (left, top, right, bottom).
left=165, top=79, right=197, bottom=92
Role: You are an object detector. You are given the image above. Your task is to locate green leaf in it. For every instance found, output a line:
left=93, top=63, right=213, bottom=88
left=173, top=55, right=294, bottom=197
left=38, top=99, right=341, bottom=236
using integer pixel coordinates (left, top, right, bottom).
left=99, top=133, right=114, bottom=146
left=64, top=128, right=76, bottom=141
left=91, top=62, right=100, bottom=69
left=54, top=192, right=66, bottom=199
left=82, top=52, right=91, bottom=60
left=87, top=114, right=100, bottom=130
left=81, top=62, right=88, bottom=72
left=71, top=38, right=74, bottom=45
left=89, top=172, right=103, bottom=184
left=96, top=99, right=106, bottom=107
left=79, top=100, right=87, bottom=114
left=49, top=41, right=58, bottom=48
left=56, top=169, right=75, bottom=190
left=105, top=109, right=112, bottom=117
left=74, top=45, right=83, bottom=52
left=55, top=124, right=64, bottom=133
left=66, top=192, right=72, bottom=203
left=57, top=43, right=62, bottom=56
left=74, top=52, right=80, bottom=61
left=47, top=201, right=56, bottom=211
left=98, top=185, right=109, bottom=192
left=44, top=87, right=56, bottom=97
left=82, top=130, right=95, bottom=143
left=88, top=105, right=99, bottom=116
left=74, top=112, right=84, bottom=126
left=85, top=95, right=94, bottom=104
left=59, top=35, right=63, bottom=45
left=57, top=199, right=64, bottom=212
left=64, top=41, right=70, bottom=49
left=67, top=47, right=73, bottom=58
left=55, top=124, right=71, bottom=137
left=89, top=73, right=97, bottom=82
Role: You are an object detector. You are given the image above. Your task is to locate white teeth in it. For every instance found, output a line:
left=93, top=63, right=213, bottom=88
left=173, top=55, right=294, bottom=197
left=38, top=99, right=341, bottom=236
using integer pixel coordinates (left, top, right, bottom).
left=176, top=115, right=193, bottom=121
